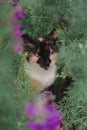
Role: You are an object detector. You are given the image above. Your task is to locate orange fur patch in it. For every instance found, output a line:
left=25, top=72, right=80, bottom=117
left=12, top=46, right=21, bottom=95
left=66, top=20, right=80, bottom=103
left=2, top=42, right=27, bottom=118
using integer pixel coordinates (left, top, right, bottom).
left=50, top=53, right=57, bottom=61
left=29, top=55, right=39, bottom=62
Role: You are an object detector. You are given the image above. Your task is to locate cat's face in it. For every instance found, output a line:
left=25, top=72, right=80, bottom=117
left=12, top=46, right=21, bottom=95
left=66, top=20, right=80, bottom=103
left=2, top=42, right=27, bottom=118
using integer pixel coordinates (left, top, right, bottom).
left=22, top=29, right=57, bottom=70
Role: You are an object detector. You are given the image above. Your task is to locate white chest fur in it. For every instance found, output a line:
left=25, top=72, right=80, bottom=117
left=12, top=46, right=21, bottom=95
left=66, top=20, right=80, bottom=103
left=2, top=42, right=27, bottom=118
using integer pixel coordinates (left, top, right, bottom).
left=24, top=61, right=57, bottom=91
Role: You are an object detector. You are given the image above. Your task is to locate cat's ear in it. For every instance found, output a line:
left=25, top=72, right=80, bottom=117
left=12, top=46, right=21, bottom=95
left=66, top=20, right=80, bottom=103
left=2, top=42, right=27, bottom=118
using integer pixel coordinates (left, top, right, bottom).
left=21, top=34, right=35, bottom=52
left=48, top=28, right=56, bottom=39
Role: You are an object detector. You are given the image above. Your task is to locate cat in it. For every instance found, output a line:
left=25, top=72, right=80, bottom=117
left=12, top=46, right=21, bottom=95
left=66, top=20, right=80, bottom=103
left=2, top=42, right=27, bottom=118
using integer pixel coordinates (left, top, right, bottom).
left=22, top=29, right=58, bottom=92
left=22, top=29, right=73, bottom=130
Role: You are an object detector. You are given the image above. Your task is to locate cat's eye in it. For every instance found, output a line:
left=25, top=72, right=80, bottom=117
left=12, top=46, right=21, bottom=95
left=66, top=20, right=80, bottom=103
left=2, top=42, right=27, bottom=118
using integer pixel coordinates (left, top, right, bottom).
left=23, top=43, right=35, bottom=52
left=49, top=45, right=57, bottom=54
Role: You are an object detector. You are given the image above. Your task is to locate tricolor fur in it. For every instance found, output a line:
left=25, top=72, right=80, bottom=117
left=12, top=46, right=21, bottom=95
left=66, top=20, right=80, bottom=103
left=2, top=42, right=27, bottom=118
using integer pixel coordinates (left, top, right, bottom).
left=22, top=29, right=58, bottom=91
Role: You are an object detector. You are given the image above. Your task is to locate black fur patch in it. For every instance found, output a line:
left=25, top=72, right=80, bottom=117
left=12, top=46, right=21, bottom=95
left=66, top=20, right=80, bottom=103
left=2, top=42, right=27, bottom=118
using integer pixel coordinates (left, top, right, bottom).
left=22, top=29, right=57, bottom=69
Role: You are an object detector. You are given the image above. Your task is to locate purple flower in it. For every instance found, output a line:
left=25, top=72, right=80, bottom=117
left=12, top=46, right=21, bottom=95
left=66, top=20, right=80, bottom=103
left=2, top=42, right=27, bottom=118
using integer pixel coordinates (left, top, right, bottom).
left=27, top=121, right=57, bottom=130
left=15, top=23, right=22, bottom=30
left=10, top=2, right=24, bottom=53
left=12, top=0, right=18, bottom=6
left=25, top=102, right=35, bottom=118
left=10, top=40, right=23, bottom=53
left=46, top=103, right=62, bottom=127
left=11, top=23, right=22, bottom=39
left=12, top=5, right=24, bottom=21
left=15, top=10, right=24, bottom=19
left=25, top=100, right=48, bottom=122
left=40, top=91, right=55, bottom=103
left=27, top=122, right=46, bottom=130
left=11, top=30, right=22, bottom=38
left=14, top=43, right=23, bottom=53
left=25, top=101, right=62, bottom=130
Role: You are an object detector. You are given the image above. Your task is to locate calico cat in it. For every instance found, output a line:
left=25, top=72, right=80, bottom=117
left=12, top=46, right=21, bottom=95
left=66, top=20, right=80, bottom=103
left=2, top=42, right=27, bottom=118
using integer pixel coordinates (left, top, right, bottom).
left=22, top=30, right=73, bottom=130
left=22, top=29, right=58, bottom=92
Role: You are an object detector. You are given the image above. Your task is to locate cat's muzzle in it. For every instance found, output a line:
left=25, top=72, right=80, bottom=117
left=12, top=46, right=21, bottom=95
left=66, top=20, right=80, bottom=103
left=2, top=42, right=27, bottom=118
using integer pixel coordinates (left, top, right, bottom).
left=37, top=58, right=51, bottom=70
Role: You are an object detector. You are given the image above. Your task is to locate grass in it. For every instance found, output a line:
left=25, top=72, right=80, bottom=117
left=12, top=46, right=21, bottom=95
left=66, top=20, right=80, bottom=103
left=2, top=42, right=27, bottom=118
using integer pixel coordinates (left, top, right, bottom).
left=0, top=38, right=73, bottom=130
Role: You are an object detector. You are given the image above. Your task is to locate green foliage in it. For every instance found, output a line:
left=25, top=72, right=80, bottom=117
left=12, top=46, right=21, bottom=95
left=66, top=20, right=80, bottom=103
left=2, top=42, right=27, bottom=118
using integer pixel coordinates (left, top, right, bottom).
left=0, top=3, right=26, bottom=130
left=0, top=3, right=16, bottom=129
left=69, top=0, right=87, bottom=37
left=1, top=0, right=87, bottom=130
left=20, top=0, right=69, bottom=37
left=57, top=1, right=87, bottom=128
left=20, top=0, right=87, bottom=129
left=0, top=2, right=13, bottom=38
left=58, top=40, right=87, bottom=129
left=0, top=40, right=17, bottom=130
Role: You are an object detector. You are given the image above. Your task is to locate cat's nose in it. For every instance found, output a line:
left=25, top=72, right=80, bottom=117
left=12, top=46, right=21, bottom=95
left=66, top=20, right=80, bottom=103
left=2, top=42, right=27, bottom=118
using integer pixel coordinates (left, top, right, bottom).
left=37, top=58, right=51, bottom=69
left=45, top=59, right=51, bottom=67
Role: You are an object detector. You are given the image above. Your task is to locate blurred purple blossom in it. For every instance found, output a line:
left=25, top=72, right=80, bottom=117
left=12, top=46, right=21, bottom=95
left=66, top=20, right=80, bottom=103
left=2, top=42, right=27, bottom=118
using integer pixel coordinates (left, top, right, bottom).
left=11, top=30, right=22, bottom=38
left=10, top=41, right=23, bottom=53
left=10, top=3, right=24, bottom=53
left=25, top=101, right=62, bottom=130
left=25, top=102, right=35, bottom=118
left=12, top=5, right=24, bottom=21
left=12, top=0, right=18, bottom=6
left=15, top=23, right=22, bottom=30
left=40, top=91, right=55, bottom=103
left=27, top=121, right=57, bottom=130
